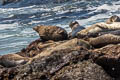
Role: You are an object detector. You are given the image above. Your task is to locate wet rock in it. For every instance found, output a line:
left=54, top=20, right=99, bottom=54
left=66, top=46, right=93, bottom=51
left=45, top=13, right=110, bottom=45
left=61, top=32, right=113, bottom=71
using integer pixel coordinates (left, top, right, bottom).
left=0, top=46, right=91, bottom=80
left=91, top=44, right=120, bottom=78
left=33, top=25, right=68, bottom=41
left=52, top=61, right=112, bottom=80
left=17, top=38, right=42, bottom=57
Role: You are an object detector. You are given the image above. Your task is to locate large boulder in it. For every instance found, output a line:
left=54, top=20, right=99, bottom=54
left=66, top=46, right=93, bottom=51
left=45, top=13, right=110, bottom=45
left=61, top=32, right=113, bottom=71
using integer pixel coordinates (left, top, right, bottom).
left=91, top=44, right=120, bottom=78
left=52, top=61, right=112, bottom=80
left=0, top=46, right=113, bottom=80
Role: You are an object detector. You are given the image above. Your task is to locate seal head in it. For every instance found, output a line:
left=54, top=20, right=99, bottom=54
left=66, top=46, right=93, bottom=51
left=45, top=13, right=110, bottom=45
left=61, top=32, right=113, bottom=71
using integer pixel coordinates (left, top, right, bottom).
left=106, top=15, right=120, bottom=24
left=69, top=21, right=85, bottom=38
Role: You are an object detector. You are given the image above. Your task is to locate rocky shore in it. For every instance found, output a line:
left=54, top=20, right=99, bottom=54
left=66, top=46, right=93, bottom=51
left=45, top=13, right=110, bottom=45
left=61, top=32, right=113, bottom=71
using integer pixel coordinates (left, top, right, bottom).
left=1, top=15, right=120, bottom=80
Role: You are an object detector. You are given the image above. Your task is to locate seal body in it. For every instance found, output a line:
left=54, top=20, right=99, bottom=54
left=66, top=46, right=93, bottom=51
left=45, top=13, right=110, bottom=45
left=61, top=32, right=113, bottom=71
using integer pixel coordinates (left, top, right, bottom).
left=0, top=54, right=30, bottom=67
left=69, top=21, right=85, bottom=38
left=89, top=34, right=120, bottom=48
left=77, top=22, right=120, bottom=38
left=106, top=15, right=120, bottom=24
left=33, top=25, right=68, bottom=41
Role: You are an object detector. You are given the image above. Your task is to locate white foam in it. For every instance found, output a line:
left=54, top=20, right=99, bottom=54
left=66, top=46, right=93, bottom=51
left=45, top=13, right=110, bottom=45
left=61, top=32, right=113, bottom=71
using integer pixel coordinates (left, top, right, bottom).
left=0, top=23, right=20, bottom=30
left=0, top=34, right=13, bottom=39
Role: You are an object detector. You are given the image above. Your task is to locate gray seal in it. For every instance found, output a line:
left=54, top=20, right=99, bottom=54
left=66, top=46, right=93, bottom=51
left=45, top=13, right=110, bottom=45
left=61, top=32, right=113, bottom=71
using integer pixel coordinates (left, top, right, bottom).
left=106, top=15, right=120, bottom=24
left=69, top=21, right=85, bottom=38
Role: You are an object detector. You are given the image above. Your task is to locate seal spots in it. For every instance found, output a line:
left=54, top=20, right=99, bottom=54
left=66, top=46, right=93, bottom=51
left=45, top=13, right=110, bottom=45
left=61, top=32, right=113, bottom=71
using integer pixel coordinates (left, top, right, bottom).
left=77, top=22, right=120, bottom=38
left=106, top=15, right=120, bottom=24
left=34, top=38, right=92, bottom=58
left=69, top=21, right=85, bottom=38
left=89, top=34, right=120, bottom=48
left=33, top=25, right=68, bottom=41
left=0, top=54, right=30, bottom=68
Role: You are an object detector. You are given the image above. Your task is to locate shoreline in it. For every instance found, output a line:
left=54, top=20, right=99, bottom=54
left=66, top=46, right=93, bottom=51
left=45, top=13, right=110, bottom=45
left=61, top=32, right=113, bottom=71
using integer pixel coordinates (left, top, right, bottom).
left=1, top=16, right=120, bottom=79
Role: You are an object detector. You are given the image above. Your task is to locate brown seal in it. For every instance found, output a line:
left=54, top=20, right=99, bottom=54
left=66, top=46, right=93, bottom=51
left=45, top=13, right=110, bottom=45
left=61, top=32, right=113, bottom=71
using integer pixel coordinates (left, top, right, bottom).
left=0, top=54, right=30, bottom=67
left=106, top=15, right=120, bottom=24
left=89, top=34, right=120, bottom=48
left=33, top=25, right=68, bottom=41
left=28, top=38, right=92, bottom=64
left=69, top=21, right=85, bottom=38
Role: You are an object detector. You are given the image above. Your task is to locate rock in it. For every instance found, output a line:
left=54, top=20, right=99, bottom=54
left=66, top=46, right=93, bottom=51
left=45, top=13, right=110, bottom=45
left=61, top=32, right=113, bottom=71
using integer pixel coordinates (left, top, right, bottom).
left=88, top=34, right=120, bottom=48
left=0, top=54, right=30, bottom=68
left=77, top=22, right=120, bottom=38
left=52, top=61, right=112, bottom=80
left=17, top=38, right=42, bottom=57
left=69, top=21, right=85, bottom=38
left=0, top=46, right=91, bottom=80
left=106, top=15, right=120, bottom=24
left=33, top=25, right=68, bottom=41
left=91, top=44, right=120, bottom=78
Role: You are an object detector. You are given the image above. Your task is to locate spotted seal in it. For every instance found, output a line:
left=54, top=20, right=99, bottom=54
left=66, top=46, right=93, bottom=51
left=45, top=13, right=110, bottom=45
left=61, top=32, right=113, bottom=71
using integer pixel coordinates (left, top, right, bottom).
left=69, top=21, right=85, bottom=38
left=77, top=22, right=120, bottom=38
left=89, top=34, right=120, bottom=48
left=33, top=25, right=68, bottom=41
left=28, top=38, right=92, bottom=64
left=106, top=15, right=120, bottom=24
left=0, top=54, right=30, bottom=67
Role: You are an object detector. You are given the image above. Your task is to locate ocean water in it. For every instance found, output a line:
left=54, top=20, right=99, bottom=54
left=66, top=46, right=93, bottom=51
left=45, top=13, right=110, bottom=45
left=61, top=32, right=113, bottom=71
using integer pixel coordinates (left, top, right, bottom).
left=0, top=0, right=120, bottom=55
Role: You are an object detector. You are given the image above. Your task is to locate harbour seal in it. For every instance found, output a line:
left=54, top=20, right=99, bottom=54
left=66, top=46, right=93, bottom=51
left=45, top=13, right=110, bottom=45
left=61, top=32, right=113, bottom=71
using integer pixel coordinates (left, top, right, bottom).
left=33, top=25, right=68, bottom=41
left=86, top=29, right=120, bottom=38
left=69, top=21, right=85, bottom=38
left=106, top=15, right=120, bottom=24
left=77, top=22, right=120, bottom=38
left=89, top=34, right=120, bottom=48
left=0, top=54, right=30, bottom=67
left=28, top=38, right=92, bottom=64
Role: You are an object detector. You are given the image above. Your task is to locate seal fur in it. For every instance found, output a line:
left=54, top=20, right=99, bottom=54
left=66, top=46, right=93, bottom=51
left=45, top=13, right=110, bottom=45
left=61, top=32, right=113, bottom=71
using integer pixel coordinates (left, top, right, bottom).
left=69, top=21, right=85, bottom=38
left=106, top=15, right=120, bottom=24
left=28, top=38, right=92, bottom=64
left=0, top=54, right=30, bottom=67
left=33, top=25, right=68, bottom=41
left=77, top=22, right=120, bottom=38
left=89, top=34, right=120, bottom=48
